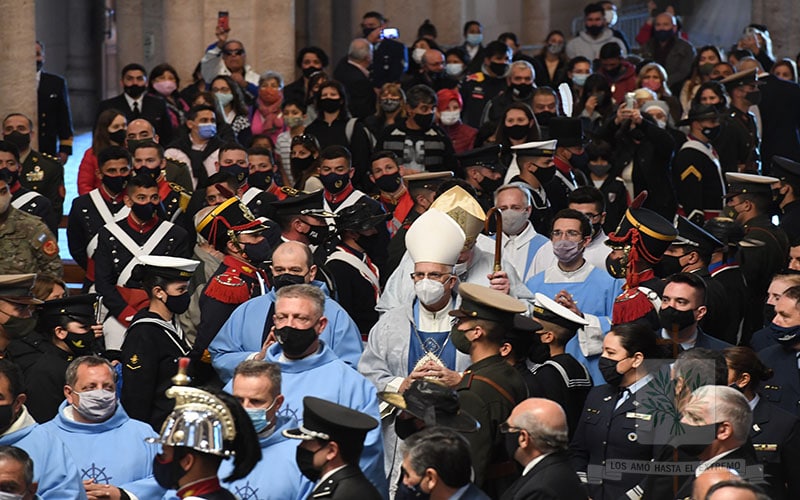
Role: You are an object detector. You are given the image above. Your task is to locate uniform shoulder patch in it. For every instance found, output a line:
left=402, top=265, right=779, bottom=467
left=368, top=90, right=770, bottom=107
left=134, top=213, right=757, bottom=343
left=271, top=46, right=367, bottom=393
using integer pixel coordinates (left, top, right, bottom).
left=41, top=152, right=60, bottom=162
left=165, top=156, right=189, bottom=167
left=42, top=239, right=59, bottom=256
left=168, top=182, right=185, bottom=193
left=126, top=354, right=142, bottom=370
left=680, top=165, right=702, bottom=182
left=204, top=273, right=251, bottom=304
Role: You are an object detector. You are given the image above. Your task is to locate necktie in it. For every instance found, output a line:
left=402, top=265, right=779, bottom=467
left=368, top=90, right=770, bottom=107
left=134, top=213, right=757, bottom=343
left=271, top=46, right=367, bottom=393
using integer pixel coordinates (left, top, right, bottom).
left=615, top=388, right=631, bottom=410
left=133, top=101, right=141, bottom=117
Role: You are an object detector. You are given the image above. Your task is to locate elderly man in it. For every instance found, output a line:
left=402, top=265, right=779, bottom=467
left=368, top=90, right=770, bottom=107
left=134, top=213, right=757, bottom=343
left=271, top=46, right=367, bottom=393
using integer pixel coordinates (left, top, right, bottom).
left=201, top=30, right=261, bottom=101
left=222, top=360, right=313, bottom=500
left=333, top=38, right=375, bottom=119
left=41, top=356, right=163, bottom=499
left=502, top=398, right=587, bottom=500
left=480, top=61, right=537, bottom=130
left=0, top=446, right=38, bottom=500
left=640, top=12, right=695, bottom=92
left=209, top=241, right=363, bottom=381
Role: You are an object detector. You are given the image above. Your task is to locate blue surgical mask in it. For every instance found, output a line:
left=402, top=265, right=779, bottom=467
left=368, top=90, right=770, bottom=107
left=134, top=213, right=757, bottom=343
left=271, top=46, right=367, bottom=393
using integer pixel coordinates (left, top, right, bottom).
left=246, top=399, right=277, bottom=433
left=572, top=73, right=589, bottom=86
left=197, top=123, right=217, bottom=139
left=466, top=33, right=483, bottom=46
left=215, top=92, right=234, bottom=107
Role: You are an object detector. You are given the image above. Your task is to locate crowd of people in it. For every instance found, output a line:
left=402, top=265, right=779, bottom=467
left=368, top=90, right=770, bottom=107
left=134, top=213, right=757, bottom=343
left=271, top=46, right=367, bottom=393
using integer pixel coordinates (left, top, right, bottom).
left=1, top=1, right=800, bottom=499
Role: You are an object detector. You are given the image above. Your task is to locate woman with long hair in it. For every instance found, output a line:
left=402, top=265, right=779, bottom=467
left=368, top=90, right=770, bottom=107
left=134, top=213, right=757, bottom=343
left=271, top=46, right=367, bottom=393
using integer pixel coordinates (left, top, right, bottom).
left=149, top=63, right=190, bottom=130
left=533, top=30, right=568, bottom=88
left=290, top=133, right=322, bottom=192
left=636, top=62, right=682, bottom=123
left=575, top=74, right=614, bottom=135
left=364, top=83, right=406, bottom=139
left=679, top=45, right=723, bottom=114
left=77, top=109, right=126, bottom=194
left=210, top=75, right=252, bottom=146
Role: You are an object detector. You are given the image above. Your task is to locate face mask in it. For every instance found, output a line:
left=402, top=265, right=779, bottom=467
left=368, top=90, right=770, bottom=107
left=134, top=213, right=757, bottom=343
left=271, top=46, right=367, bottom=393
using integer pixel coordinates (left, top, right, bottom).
left=659, top=306, right=697, bottom=332
left=585, top=24, right=604, bottom=37
left=439, top=110, right=460, bottom=126
left=547, top=42, right=564, bottom=55
left=701, top=125, right=721, bottom=142
left=124, top=84, right=147, bottom=99
left=450, top=325, right=473, bottom=354
left=0, top=316, right=36, bottom=339
left=215, top=92, right=234, bottom=107
left=413, top=112, right=435, bottom=131
left=588, top=162, right=612, bottom=177
left=320, top=172, right=350, bottom=193
left=285, top=116, right=305, bottom=128
left=511, top=83, right=533, bottom=100
left=0, top=192, right=10, bottom=214
left=302, top=66, right=321, bottom=79
left=605, top=254, right=627, bottom=278
left=591, top=222, right=603, bottom=239
left=453, top=261, right=468, bottom=278
left=763, top=303, right=776, bottom=323
left=572, top=73, right=589, bottom=87
left=0, top=492, right=24, bottom=500
left=246, top=407, right=269, bottom=433
left=415, top=278, right=447, bottom=305
left=446, top=63, right=464, bottom=76
left=746, top=90, right=762, bottom=106
left=675, top=423, right=719, bottom=457
left=655, top=119, right=667, bottom=129
left=599, top=356, right=627, bottom=386
left=165, top=292, right=191, bottom=315
left=489, top=62, right=509, bottom=77
left=126, top=138, right=152, bottom=154
left=197, top=123, right=217, bottom=139
left=502, top=209, right=529, bottom=235
left=604, top=9, right=618, bottom=26
left=478, top=175, right=503, bottom=195
left=605, top=65, right=622, bottom=78
left=699, top=63, right=715, bottom=76
left=380, top=99, right=401, bottom=113
left=653, top=29, right=674, bottom=42
left=273, top=273, right=307, bottom=290
left=505, top=124, right=529, bottom=141
left=101, top=174, right=129, bottom=194
left=221, top=164, right=249, bottom=184
left=318, top=98, right=342, bottom=114
left=3, top=131, right=31, bottom=152
left=771, top=323, right=800, bottom=346
left=503, top=431, right=520, bottom=462
left=374, top=172, right=402, bottom=192
left=290, top=155, right=315, bottom=173
left=65, top=330, right=93, bottom=356
left=72, top=388, right=116, bottom=421
left=533, top=165, right=556, bottom=184
left=466, top=33, right=483, bottom=46
left=553, top=239, right=583, bottom=263
left=534, top=111, right=555, bottom=127
left=259, top=87, right=282, bottom=105
left=0, top=404, right=14, bottom=434
left=138, top=166, right=162, bottom=182
left=0, top=168, right=18, bottom=186
left=243, top=239, right=271, bottom=264
left=108, top=129, right=127, bottom=145
left=131, top=201, right=158, bottom=221
left=152, top=453, right=187, bottom=490
left=772, top=187, right=787, bottom=206
left=248, top=170, right=274, bottom=189
left=398, top=480, right=429, bottom=500
left=296, top=446, right=323, bottom=481
left=153, top=80, right=177, bottom=96
left=275, top=324, right=318, bottom=357
left=642, top=79, right=662, bottom=92
left=412, top=48, right=427, bottom=64
left=653, top=254, right=683, bottom=278
left=570, top=151, right=589, bottom=170
left=303, top=224, right=328, bottom=246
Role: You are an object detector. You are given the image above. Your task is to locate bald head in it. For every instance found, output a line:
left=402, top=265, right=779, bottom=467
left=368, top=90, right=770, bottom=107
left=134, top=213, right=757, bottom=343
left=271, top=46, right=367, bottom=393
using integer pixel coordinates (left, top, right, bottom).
left=271, top=241, right=317, bottom=285
left=126, top=119, right=157, bottom=142
left=348, top=38, right=372, bottom=64
left=693, top=468, right=740, bottom=500
left=508, top=398, right=568, bottom=466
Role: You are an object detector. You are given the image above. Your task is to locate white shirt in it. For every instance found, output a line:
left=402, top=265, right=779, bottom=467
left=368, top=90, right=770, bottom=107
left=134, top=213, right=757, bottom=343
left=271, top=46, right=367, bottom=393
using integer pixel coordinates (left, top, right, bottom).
left=522, top=452, right=552, bottom=476
left=316, top=464, right=348, bottom=486
left=660, top=328, right=698, bottom=350
left=531, top=231, right=611, bottom=276
left=124, top=93, right=144, bottom=112
left=695, top=447, right=739, bottom=477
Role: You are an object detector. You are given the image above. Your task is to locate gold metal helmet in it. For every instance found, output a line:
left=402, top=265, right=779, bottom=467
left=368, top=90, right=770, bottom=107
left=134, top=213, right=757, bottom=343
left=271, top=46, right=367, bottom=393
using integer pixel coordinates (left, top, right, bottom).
left=145, top=359, right=237, bottom=457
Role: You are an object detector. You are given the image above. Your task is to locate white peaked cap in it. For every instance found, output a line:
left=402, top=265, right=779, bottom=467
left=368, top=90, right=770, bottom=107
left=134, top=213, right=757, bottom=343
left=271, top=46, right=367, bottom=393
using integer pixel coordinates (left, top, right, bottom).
left=406, top=208, right=466, bottom=267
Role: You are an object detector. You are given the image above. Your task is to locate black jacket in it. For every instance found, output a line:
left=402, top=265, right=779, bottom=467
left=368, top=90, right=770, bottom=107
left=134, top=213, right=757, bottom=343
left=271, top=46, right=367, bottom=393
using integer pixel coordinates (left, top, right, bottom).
left=309, top=464, right=382, bottom=500
left=751, top=397, right=800, bottom=500
left=758, top=75, right=800, bottom=173
left=332, top=58, right=376, bottom=119
left=37, top=72, right=73, bottom=156
left=759, top=344, right=800, bottom=416
left=96, top=94, right=173, bottom=144
left=501, top=450, right=588, bottom=500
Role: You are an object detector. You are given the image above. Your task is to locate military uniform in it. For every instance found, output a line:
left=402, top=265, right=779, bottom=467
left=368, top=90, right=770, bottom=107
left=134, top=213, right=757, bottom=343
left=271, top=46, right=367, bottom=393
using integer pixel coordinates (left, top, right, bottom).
left=460, top=71, right=508, bottom=129
left=25, top=344, right=76, bottom=422
left=157, top=177, right=191, bottom=225
left=750, top=397, right=800, bottom=499
left=37, top=71, right=74, bottom=158
left=772, top=156, right=800, bottom=241
left=527, top=354, right=592, bottom=438
left=508, top=140, right=560, bottom=237
left=547, top=118, right=590, bottom=213
left=759, top=345, right=800, bottom=416
left=20, top=149, right=65, bottom=219
left=10, top=183, right=58, bottom=234
left=672, top=138, right=724, bottom=225
left=66, top=187, right=129, bottom=276
left=729, top=106, right=760, bottom=172
left=0, top=207, right=61, bottom=277
left=240, top=185, right=278, bottom=220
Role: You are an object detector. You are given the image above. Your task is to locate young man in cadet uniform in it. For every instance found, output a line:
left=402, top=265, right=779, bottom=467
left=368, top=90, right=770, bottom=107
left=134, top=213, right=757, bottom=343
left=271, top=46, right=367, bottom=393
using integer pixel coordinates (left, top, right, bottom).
left=0, top=140, right=57, bottom=234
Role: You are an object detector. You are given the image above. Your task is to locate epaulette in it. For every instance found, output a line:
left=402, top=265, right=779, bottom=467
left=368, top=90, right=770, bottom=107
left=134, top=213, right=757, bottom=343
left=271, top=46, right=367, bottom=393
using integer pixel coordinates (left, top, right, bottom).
left=280, top=186, right=302, bottom=197
left=370, top=193, right=381, bottom=201
left=168, top=182, right=186, bottom=194
left=466, top=72, right=485, bottom=83
left=203, top=272, right=251, bottom=304
left=165, top=156, right=189, bottom=168
left=41, top=152, right=60, bottom=163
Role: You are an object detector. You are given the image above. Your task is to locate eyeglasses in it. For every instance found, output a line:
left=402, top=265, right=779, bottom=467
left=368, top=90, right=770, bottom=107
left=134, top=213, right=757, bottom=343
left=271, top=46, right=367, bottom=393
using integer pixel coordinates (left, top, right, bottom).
left=499, top=422, right=523, bottom=434
left=581, top=212, right=601, bottom=220
left=551, top=229, right=583, bottom=239
left=291, top=134, right=317, bottom=146
left=223, top=49, right=245, bottom=56
left=409, top=272, right=452, bottom=281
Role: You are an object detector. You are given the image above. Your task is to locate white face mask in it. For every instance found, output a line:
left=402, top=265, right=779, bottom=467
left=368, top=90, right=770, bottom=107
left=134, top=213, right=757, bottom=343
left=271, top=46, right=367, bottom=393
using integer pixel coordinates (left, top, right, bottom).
left=412, top=48, right=427, bottom=64
left=0, top=192, right=10, bottom=214
left=440, top=110, right=460, bottom=126
left=605, top=9, right=618, bottom=27
left=453, top=261, right=469, bottom=278
left=0, top=491, right=24, bottom=500
left=502, top=209, right=529, bottom=235
left=446, top=63, right=464, bottom=76
left=72, top=388, right=117, bottom=422
left=415, top=278, right=447, bottom=305
left=655, top=119, right=667, bottom=129
left=215, top=92, right=234, bottom=107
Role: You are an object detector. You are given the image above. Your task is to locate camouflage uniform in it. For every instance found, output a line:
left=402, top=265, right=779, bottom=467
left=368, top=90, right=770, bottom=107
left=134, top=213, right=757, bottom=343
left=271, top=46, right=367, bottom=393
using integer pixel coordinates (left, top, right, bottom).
left=0, top=207, right=62, bottom=277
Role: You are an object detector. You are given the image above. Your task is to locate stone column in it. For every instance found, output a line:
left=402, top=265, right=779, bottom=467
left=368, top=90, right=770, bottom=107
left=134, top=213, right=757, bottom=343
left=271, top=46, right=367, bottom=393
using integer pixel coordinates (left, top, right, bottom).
left=306, top=0, right=334, bottom=68
left=752, top=0, right=800, bottom=59
left=115, top=0, right=144, bottom=91
left=253, top=0, right=296, bottom=81
left=521, top=0, right=551, bottom=44
left=162, top=0, right=205, bottom=86
left=65, top=0, right=100, bottom=126
left=433, top=0, right=463, bottom=46
left=0, top=0, right=37, bottom=144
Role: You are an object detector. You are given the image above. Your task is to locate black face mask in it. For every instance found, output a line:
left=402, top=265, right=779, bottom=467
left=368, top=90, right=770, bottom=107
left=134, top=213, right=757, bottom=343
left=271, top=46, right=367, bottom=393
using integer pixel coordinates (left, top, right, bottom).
left=126, top=138, right=152, bottom=154
left=746, top=90, right=762, bottom=106
left=653, top=254, right=683, bottom=278
left=290, top=156, right=315, bottom=174
left=599, top=356, right=626, bottom=386
left=605, top=65, right=622, bottom=78
left=0, top=167, right=18, bottom=186
left=273, top=273, right=307, bottom=291
left=108, top=129, right=127, bottom=146
left=511, top=83, right=533, bottom=100
left=0, top=404, right=16, bottom=434
left=586, top=24, right=604, bottom=37
left=320, top=172, right=350, bottom=194
left=2, top=316, right=37, bottom=339
left=303, top=224, right=329, bottom=246
left=503, top=431, right=520, bottom=461
left=702, top=125, right=721, bottom=142
left=505, top=124, right=529, bottom=141
left=397, top=478, right=429, bottom=499
left=131, top=202, right=158, bottom=221
left=222, top=165, right=249, bottom=185
left=248, top=170, right=274, bottom=190
left=3, top=131, right=30, bottom=152
left=152, top=452, right=188, bottom=490
left=605, top=254, right=627, bottom=279
left=318, top=98, right=342, bottom=114
left=533, top=165, right=556, bottom=184
left=659, top=306, right=697, bottom=332
left=534, top=111, right=555, bottom=127
left=374, top=172, right=402, bottom=193
left=243, top=239, right=271, bottom=264
left=489, top=62, right=509, bottom=77
left=136, top=165, right=162, bottom=182
left=479, top=175, right=503, bottom=195
left=763, top=303, right=776, bottom=324
left=674, top=423, right=719, bottom=457
left=413, top=112, right=435, bottom=131
left=65, top=330, right=93, bottom=356
left=124, top=84, right=147, bottom=99
left=296, top=446, right=323, bottom=482
left=101, top=174, right=129, bottom=194
left=275, top=324, right=318, bottom=357
left=165, top=292, right=191, bottom=315
left=302, top=66, right=322, bottom=79
left=450, top=325, right=473, bottom=354
left=570, top=151, right=589, bottom=170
